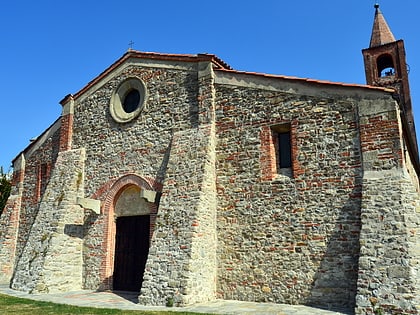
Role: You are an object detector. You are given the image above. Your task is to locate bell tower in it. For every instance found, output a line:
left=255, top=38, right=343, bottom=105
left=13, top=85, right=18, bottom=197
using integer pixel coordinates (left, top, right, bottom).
left=362, top=3, right=418, bottom=157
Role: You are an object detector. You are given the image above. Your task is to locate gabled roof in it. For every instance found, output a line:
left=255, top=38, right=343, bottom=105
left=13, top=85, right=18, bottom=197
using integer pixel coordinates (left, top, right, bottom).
left=69, top=49, right=392, bottom=103
left=369, top=4, right=396, bottom=47
left=71, top=50, right=232, bottom=101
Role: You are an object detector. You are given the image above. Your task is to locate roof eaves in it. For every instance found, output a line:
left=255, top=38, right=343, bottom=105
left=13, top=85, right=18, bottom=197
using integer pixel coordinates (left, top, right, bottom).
left=215, top=68, right=395, bottom=93
left=197, top=53, right=233, bottom=70
left=11, top=117, right=61, bottom=165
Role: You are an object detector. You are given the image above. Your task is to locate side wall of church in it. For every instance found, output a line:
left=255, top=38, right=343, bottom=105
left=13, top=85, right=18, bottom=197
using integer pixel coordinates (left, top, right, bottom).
left=214, top=79, right=364, bottom=308
left=14, top=128, right=60, bottom=264
left=0, top=125, right=61, bottom=286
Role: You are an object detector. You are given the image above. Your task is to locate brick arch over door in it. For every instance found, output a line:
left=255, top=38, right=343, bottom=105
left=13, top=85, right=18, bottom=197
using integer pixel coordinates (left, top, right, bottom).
left=96, top=174, right=161, bottom=290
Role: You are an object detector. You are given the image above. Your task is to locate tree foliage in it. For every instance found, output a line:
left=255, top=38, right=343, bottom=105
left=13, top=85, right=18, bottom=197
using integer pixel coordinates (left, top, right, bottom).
left=0, top=167, right=11, bottom=216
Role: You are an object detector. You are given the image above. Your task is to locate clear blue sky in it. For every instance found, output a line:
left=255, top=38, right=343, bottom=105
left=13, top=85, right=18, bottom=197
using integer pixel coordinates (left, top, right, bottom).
left=1, top=0, right=419, bottom=171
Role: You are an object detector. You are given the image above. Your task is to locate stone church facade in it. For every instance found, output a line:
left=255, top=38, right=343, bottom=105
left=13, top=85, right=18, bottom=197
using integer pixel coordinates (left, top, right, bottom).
left=0, top=5, right=419, bottom=314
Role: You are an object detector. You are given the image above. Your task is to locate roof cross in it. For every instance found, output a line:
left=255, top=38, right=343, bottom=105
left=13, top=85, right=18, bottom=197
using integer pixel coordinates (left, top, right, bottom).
left=128, top=40, right=135, bottom=50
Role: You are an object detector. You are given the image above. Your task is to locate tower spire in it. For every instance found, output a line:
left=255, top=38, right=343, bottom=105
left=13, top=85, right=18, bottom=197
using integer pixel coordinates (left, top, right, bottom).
left=363, top=3, right=419, bottom=166
left=369, top=4, right=396, bottom=47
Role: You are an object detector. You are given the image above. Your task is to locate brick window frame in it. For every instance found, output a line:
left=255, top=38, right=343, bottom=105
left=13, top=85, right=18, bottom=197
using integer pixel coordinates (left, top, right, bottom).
left=35, top=163, right=51, bottom=203
left=260, top=122, right=297, bottom=181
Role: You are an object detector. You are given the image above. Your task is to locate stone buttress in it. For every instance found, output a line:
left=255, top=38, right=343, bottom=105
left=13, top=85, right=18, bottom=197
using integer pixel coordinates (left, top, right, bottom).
left=139, top=59, right=218, bottom=306
left=10, top=148, right=86, bottom=293
left=8, top=94, right=87, bottom=293
left=356, top=98, right=420, bottom=314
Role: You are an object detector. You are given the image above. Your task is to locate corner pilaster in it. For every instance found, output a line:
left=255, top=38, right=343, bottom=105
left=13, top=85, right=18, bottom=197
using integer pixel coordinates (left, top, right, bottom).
left=59, top=94, right=74, bottom=152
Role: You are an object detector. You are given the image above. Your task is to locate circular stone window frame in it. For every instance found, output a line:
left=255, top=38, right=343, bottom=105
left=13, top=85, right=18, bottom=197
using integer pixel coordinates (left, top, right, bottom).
left=110, top=77, right=148, bottom=123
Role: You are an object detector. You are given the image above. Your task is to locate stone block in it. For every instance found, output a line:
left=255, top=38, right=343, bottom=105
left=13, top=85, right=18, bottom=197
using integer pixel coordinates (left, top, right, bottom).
left=387, top=266, right=410, bottom=279
left=76, top=197, right=100, bottom=214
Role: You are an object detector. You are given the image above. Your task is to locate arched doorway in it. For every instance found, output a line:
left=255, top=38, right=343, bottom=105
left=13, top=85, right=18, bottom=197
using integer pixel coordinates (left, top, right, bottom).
left=113, top=185, right=150, bottom=292
left=96, top=174, right=160, bottom=292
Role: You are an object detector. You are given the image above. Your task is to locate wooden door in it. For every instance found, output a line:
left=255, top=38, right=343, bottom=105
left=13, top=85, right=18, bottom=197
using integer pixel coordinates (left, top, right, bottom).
left=113, top=215, right=150, bottom=292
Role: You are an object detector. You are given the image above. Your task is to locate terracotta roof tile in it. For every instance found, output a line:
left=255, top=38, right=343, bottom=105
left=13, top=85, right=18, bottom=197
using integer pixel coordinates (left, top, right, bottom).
left=215, top=68, right=395, bottom=93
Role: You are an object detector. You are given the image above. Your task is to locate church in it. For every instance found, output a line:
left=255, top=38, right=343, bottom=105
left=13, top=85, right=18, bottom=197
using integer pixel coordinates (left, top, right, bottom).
left=0, top=5, right=419, bottom=314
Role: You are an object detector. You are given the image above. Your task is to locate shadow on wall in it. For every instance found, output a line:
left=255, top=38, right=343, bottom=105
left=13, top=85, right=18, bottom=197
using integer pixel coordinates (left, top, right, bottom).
left=305, top=183, right=362, bottom=312
left=81, top=209, right=102, bottom=290
left=98, top=275, right=113, bottom=293
left=64, top=223, right=85, bottom=238
left=187, top=72, right=200, bottom=129
left=10, top=177, right=53, bottom=289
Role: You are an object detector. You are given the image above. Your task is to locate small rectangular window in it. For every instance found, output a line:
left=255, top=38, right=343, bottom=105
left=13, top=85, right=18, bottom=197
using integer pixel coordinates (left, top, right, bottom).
left=260, top=123, right=293, bottom=181
left=272, top=124, right=292, bottom=177
left=278, top=131, right=292, bottom=169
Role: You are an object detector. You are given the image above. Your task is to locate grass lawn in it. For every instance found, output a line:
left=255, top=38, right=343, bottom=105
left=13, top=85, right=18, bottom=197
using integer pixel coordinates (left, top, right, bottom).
left=0, top=293, right=215, bottom=315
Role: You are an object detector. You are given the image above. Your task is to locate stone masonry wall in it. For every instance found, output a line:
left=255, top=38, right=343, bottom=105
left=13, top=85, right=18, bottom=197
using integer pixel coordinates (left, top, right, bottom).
left=13, top=127, right=60, bottom=266
left=0, top=125, right=61, bottom=287
left=72, top=64, right=198, bottom=290
left=72, top=60, right=218, bottom=304
left=139, top=125, right=218, bottom=306
left=356, top=171, right=420, bottom=315
left=11, top=148, right=85, bottom=293
left=0, top=193, right=22, bottom=283
left=215, top=83, right=363, bottom=308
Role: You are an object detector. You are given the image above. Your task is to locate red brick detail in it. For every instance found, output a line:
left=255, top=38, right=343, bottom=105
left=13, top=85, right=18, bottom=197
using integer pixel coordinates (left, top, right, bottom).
left=35, top=165, right=42, bottom=202
left=11, top=169, right=24, bottom=187
left=0, top=197, right=22, bottom=276
left=0, top=167, right=25, bottom=278
left=59, top=114, right=73, bottom=152
left=260, top=121, right=299, bottom=181
left=94, top=174, right=161, bottom=290
left=359, top=116, right=403, bottom=166
left=34, top=163, right=52, bottom=203
left=260, top=125, right=277, bottom=181
left=290, top=121, right=300, bottom=176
